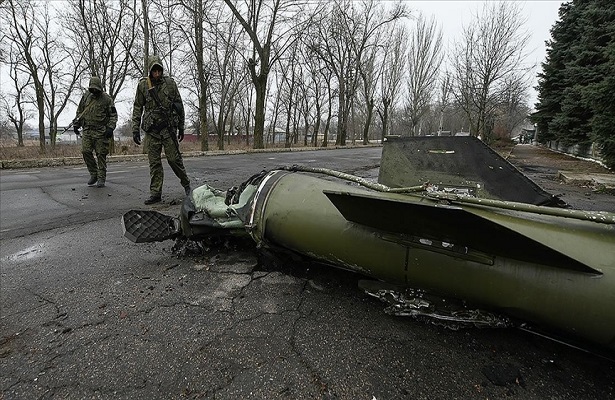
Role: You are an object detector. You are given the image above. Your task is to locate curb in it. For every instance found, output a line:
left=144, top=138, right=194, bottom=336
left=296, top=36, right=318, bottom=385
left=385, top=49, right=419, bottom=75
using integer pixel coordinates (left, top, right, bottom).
left=558, top=170, right=615, bottom=193
left=0, top=144, right=382, bottom=170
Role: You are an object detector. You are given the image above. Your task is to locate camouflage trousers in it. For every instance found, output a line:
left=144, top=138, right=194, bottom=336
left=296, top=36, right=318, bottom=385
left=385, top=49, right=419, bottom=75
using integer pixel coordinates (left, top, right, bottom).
left=81, top=128, right=110, bottom=182
left=145, top=128, right=190, bottom=196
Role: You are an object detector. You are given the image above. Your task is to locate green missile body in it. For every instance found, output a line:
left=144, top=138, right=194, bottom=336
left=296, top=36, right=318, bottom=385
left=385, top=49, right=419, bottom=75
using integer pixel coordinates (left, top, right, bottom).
left=122, top=136, right=615, bottom=354
left=245, top=169, right=615, bottom=352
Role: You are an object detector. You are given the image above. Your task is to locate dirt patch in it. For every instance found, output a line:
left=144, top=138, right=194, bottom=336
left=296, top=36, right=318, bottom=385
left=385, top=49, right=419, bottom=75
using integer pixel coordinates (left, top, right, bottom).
left=507, top=144, right=611, bottom=175
left=506, top=144, right=615, bottom=212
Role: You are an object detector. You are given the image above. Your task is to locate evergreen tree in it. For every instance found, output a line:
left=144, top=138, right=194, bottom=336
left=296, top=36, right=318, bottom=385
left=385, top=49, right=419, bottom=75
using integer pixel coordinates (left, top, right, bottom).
left=533, top=0, right=615, bottom=169
left=587, top=3, right=615, bottom=168
left=533, top=2, right=575, bottom=143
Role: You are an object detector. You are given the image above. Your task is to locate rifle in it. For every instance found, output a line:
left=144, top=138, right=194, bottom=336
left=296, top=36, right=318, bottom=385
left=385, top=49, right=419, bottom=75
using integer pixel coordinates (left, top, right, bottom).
left=147, top=78, right=183, bottom=151
left=60, top=120, right=80, bottom=136
left=62, top=91, right=99, bottom=137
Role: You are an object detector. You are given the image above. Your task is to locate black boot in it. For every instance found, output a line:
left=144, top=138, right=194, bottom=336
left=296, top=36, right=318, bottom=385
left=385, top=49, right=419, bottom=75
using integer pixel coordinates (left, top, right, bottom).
left=87, top=176, right=97, bottom=186
left=144, top=195, right=161, bottom=205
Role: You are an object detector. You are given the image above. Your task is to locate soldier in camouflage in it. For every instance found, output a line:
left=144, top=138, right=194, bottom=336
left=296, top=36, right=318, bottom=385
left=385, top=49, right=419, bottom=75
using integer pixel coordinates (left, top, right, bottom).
left=131, top=55, right=191, bottom=205
left=73, top=76, right=117, bottom=188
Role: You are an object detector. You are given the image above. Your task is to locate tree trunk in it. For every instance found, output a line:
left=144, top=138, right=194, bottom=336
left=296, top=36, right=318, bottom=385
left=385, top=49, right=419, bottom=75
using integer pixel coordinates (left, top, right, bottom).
left=322, top=94, right=332, bottom=147
left=253, top=75, right=266, bottom=149
left=217, top=109, right=225, bottom=150
left=363, top=97, right=374, bottom=145
left=36, top=87, right=45, bottom=154
left=199, top=94, right=208, bottom=151
left=336, top=80, right=347, bottom=146
left=381, top=98, right=390, bottom=141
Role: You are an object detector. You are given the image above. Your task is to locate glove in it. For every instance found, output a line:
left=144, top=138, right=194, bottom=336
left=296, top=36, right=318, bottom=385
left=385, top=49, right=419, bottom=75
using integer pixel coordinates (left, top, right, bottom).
left=133, top=131, right=141, bottom=145
left=177, top=128, right=184, bottom=142
left=73, top=125, right=80, bottom=135
left=105, top=127, right=114, bottom=138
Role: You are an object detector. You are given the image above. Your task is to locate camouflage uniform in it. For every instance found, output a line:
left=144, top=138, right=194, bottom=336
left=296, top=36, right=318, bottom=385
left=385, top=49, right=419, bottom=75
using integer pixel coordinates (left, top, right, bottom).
left=74, top=76, right=117, bottom=186
left=131, top=56, right=190, bottom=201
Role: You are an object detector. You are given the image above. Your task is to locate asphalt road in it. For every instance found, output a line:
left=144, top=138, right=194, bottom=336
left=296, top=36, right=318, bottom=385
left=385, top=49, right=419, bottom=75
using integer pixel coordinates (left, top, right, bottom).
left=1, top=145, right=614, bottom=399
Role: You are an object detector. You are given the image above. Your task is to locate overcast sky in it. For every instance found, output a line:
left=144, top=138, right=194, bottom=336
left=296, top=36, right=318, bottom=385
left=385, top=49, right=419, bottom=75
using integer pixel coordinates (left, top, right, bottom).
left=408, top=0, right=563, bottom=106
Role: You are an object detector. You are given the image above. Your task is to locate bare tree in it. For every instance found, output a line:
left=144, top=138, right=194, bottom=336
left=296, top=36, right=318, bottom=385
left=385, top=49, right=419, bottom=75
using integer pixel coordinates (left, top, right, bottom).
left=36, top=3, right=85, bottom=147
left=353, top=1, right=409, bottom=145
left=378, top=22, right=408, bottom=141
left=149, top=0, right=184, bottom=72
left=298, top=81, right=314, bottom=147
left=0, top=117, right=12, bottom=140
left=357, top=38, right=380, bottom=145
left=5, top=0, right=48, bottom=153
left=266, top=71, right=284, bottom=145
left=64, top=0, right=138, bottom=98
left=237, top=82, right=255, bottom=146
left=436, top=72, right=452, bottom=135
left=305, top=6, right=349, bottom=146
left=0, top=2, right=8, bottom=63
left=321, top=73, right=335, bottom=147
left=141, top=0, right=149, bottom=75
left=308, top=0, right=407, bottom=145
left=277, top=39, right=301, bottom=148
left=222, top=0, right=320, bottom=149
left=203, top=2, right=248, bottom=150
left=450, top=1, right=531, bottom=142
left=405, top=13, right=443, bottom=136
left=299, top=44, right=328, bottom=147
left=496, top=71, right=531, bottom=138
left=176, top=0, right=212, bottom=150
left=2, top=45, right=35, bottom=146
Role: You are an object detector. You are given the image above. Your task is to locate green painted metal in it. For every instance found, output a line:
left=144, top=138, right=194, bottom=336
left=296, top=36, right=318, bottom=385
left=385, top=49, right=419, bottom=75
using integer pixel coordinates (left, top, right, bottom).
left=247, top=170, right=615, bottom=352
left=121, top=136, right=615, bottom=354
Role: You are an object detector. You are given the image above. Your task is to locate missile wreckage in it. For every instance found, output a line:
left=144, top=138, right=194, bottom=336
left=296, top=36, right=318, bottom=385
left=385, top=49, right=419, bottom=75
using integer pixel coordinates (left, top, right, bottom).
left=122, top=136, right=615, bottom=355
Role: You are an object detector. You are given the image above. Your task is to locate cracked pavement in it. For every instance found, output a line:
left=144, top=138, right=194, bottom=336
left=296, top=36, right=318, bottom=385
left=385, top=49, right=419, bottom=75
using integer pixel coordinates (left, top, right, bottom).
left=1, top=146, right=614, bottom=399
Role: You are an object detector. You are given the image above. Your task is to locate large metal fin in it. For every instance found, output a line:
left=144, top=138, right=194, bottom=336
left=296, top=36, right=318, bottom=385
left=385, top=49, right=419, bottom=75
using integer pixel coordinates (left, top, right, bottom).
left=379, top=136, right=565, bottom=206
left=324, top=190, right=607, bottom=275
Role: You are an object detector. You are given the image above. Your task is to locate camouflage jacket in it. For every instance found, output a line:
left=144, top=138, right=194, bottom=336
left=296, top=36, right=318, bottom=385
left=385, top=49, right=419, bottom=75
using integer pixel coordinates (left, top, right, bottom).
left=131, top=56, right=185, bottom=135
left=74, top=77, right=117, bottom=131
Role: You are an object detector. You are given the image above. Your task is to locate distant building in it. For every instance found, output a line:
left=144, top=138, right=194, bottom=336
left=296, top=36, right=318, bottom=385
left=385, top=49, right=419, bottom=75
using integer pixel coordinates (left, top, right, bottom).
left=23, top=129, right=41, bottom=141
left=21, top=128, right=82, bottom=144
left=56, top=132, right=80, bottom=143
